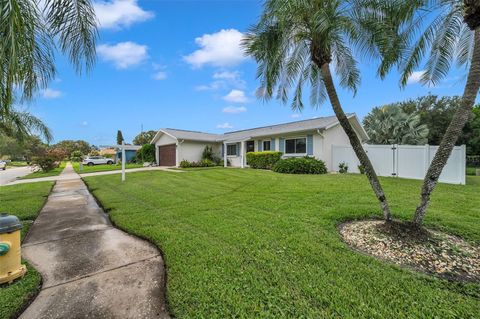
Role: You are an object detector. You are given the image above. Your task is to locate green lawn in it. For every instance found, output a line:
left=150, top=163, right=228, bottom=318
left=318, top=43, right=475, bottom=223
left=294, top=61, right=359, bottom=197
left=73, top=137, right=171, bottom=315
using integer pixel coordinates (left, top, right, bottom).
left=84, top=169, right=480, bottom=318
left=21, top=162, right=66, bottom=180
left=0, top=182, right=53, bottom=319
left=72, top=162, right=143, bottom=174
left=6, top=161, right=28, bottom=167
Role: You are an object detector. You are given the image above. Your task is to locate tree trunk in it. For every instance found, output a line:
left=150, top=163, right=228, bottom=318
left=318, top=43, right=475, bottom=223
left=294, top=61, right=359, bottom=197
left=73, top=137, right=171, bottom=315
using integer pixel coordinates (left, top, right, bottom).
left=413, top=28, right=480, bottom=226
left=319, top=63, right=392, bottom=221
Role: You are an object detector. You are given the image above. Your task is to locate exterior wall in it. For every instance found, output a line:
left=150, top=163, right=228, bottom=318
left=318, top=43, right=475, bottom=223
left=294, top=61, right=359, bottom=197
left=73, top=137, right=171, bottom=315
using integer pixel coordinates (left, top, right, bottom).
left=322, top=123, right=352, bottom=171
left=177, top=141, right=221, bottom=164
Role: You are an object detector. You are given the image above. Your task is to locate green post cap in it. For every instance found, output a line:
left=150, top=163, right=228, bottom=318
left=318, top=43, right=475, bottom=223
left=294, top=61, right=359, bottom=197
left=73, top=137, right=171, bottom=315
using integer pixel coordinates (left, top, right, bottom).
left=0, top=213, right=22, bottom=234
left=0, top=242, right=10, bottom=256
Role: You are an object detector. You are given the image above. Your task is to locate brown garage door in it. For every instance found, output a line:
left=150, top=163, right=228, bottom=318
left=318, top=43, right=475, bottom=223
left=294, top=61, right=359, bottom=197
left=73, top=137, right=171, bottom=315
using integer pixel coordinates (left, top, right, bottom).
left=159, top=144, right=176, bottom=166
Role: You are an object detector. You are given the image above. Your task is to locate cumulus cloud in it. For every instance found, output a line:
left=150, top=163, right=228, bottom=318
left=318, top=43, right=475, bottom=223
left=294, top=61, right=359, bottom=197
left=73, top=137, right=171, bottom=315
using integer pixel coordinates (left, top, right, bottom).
left=184, top=29, right=247, bottom=68
left=216, top=122, right=233, bottom=129
left=41, top=88, right=62, bottom=99
left=152, top=71, right=167, bottom=80
left=407, top=70, right=425, bottom=84
left=196, top=70, right=245, bottom=91
left=94, top=0, right=154, bottom=30
left=97, top=42, right=148, bottom=69
left=223, top=90, right=248, bottom=103
left=222, top=106, right=247, bottom=114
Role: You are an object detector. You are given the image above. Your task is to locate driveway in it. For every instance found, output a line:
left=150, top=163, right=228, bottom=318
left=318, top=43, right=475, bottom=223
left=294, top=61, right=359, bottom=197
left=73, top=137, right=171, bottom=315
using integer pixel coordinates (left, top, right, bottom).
left=0, top=166, right=32, bottom=185
left=20, top=163, right=169, bottom=318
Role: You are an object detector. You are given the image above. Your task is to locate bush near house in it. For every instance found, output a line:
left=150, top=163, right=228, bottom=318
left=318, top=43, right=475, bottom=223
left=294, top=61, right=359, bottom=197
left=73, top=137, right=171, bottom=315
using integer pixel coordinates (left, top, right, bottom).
left=272, top=157, right=327, bottom=174
left=246, top=151, right=282, bottom=169
left=180, top=159, right=217, bottom=168
left=136, top=144, right=155, bottom=163
left=70, top=150, right=83, bottom=162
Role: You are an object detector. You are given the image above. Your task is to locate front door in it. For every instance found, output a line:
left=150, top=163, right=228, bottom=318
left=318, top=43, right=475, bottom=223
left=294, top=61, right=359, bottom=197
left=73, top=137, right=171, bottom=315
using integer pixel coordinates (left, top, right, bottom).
left=159, top=144, right=176, bottom=166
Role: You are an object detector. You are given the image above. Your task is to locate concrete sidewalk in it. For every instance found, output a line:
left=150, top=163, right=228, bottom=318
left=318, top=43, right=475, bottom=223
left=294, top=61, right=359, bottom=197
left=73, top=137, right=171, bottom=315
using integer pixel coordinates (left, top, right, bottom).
left=5, top=165, right=181, bottom=186
left=20, top=164, right=169, bottom=318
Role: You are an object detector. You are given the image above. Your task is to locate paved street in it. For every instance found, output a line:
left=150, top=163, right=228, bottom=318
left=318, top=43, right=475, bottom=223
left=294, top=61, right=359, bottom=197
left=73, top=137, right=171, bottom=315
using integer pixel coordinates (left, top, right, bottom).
left=0, top=166, right=32, bottom=185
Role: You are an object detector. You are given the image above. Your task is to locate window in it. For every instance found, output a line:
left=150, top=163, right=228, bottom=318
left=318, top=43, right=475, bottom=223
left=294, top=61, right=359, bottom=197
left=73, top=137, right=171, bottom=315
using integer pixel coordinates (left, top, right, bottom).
left=227, top=144, right=237, bottom=156
left=263, top=140, right=271, bottom=151
left=246, top=141, right=255, bottom=153
left=285, top=138, right=306, bottom=154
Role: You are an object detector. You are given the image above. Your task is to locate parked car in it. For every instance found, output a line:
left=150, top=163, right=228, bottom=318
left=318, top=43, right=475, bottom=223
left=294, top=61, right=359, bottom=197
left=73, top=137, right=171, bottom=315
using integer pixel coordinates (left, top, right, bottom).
left=82, top=156, right=114, bottom=166
left=0, top=160, right=6, bottom=170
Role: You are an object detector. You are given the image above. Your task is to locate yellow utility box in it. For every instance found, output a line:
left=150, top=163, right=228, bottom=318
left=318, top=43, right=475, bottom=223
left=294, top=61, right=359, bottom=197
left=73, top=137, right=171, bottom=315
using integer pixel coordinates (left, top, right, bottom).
left=0, top=213, right=26, bottom=284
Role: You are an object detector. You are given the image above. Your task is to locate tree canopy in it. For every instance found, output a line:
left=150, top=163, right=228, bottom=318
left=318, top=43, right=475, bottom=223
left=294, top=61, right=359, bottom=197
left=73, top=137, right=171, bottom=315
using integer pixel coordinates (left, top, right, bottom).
left=133, top=130, right=156, bottom=145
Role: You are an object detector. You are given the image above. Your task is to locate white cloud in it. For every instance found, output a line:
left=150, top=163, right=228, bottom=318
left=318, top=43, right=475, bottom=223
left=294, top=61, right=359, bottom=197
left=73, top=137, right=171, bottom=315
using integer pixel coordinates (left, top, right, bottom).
left=184, top=29, right=247, bottom=68
left=216, top=122, right=233, bottom=129
left=81, top=121, right=89, bottom=127
left=97, top=42, right=148, bottom=69
left=94, top=0, right=154, bottom=30
left=223, top=106, right=247, bottom=114
left=223, top=89, right=248, bottom=103
left=195, top=82, right=223, bottom=91
left=213, top=71, right=239, bottom=80
left=407, top=70, right=425, bottom=84
left=152, top=71, right=167, bottom=80
left=41, top=88, right=62, bottom=99
left=291, top=114, right=301, bottom=119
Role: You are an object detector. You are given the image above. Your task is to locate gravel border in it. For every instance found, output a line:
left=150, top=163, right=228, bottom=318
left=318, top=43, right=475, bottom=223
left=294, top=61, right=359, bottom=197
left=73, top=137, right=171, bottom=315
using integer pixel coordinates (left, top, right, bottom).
left=339, top=220, right=480, bottom=282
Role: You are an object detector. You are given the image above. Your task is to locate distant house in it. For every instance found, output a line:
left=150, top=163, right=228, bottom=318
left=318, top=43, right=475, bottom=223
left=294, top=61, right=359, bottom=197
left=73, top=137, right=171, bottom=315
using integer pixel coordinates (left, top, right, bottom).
left=115, top=145, right=141, bottom=163
left=150, top=114, right=367, bottom=170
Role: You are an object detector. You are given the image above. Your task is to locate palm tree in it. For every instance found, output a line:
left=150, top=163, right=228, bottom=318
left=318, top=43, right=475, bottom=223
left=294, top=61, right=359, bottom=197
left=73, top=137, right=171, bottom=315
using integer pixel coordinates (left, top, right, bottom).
left=390, top=0, right=480, bottom=226
left=243, top=0, right=397, bottom=220
left=364, top=106, right=429, bottom=145
left=0, top=0, right=97, bottom=110
left=0, top=107, right=52, bottom=142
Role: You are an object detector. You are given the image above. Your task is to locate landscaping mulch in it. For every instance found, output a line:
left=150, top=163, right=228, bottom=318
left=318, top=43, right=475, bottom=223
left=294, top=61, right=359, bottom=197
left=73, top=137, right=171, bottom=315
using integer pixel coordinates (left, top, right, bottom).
left=339, top=220, right=480, bottom=282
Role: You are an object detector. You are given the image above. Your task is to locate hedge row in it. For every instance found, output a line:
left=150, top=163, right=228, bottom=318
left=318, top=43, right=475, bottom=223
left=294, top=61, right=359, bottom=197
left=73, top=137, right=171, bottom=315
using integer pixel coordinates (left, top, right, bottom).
left=246, top=151, right=282, bottom=169
left=272, top=157, right=327, bottom=174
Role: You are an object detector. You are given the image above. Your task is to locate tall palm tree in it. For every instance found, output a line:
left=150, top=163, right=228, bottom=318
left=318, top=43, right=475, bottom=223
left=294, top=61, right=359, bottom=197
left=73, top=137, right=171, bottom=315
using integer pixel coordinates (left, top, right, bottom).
left=0, top=0, right=97, bottom=110
left=0, top=107, right=52, bottom=142
left=391, top=0, right=480, bottom=226
left=243, top=0, right=397, bottom=221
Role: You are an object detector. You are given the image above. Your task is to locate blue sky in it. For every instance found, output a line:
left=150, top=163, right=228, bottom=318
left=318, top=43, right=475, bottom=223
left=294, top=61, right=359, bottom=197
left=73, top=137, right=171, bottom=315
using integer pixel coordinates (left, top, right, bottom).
left=28, top=0, right=472, bottom=146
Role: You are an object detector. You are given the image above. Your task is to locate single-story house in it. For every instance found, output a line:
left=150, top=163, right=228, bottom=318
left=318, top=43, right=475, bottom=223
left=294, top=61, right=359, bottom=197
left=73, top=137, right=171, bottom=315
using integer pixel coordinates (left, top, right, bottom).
left=150, top=114, right=368, bottom=171
left=115, top=145, right=141, bottom=163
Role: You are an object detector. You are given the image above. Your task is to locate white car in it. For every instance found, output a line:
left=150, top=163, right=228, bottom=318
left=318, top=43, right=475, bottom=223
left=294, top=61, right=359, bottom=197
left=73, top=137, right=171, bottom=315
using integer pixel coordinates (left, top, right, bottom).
left=82, top=156, right=114, bottom=166
left=0, top=160, right=6, bottom=170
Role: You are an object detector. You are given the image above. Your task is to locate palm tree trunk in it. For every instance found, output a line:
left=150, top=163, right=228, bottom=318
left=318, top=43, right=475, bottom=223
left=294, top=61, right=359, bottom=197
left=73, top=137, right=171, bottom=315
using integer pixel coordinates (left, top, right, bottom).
left=413, top=28, right=480, bottom=226
left=319, top=63, right=392, bottom=221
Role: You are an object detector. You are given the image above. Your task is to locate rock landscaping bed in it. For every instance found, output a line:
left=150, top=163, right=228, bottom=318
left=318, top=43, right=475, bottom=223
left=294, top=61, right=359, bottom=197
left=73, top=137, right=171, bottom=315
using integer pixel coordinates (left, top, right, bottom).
left=340, top=220, right=480, bottom=282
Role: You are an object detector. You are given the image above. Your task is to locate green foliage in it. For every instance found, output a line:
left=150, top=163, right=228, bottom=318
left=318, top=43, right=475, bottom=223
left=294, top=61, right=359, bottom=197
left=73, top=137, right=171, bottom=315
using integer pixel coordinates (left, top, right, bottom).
left=272, top=157, right=327, bottom=174
left=51, top=140, right=91, bottom=158
left=180, top=159, right=217, bottom=168
left=71, top=162, right=143, bottom=174
left=201, top=145, right=222, bottom=165
left=133, top=130, right=157, bottom=145
left=84, top=170, right=480, bottom=318
left=0, top=108, right=52, bottom=143
left=0, top=134, right=46, bottom=161
left=363, top=105, right=429, bottom=145
left=338, top=162, right=349, bottom=174
left=358, top=165, right=365, bottom=174
left=70, top=150, right=83, bottom=162
left=32, top=157, right=58, bottom=172
left=116, top=130, right=124, bottom=145
left=246, top=151, right=282, bottom=169
left=136, top=144, right=155, bottom=163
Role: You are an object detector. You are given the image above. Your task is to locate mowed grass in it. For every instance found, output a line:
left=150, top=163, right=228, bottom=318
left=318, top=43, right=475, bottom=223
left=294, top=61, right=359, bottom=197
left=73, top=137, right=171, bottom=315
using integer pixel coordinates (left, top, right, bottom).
left=84, top=169, right=480, bottom=318
left=21, top=162, right=66, bottom=179
left=0, top=182, right=53, bottom=318
left=72, top=162, right=143, bottom=174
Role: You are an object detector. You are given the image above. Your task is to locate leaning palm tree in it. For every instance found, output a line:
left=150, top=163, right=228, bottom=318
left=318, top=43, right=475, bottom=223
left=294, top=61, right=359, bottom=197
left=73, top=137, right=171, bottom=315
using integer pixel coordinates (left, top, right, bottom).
left=0, top=0, right=97, bottom=110
left=389, top=0, right=480, bottom=226
left=0, top=107, right=52, bottom=142
left=243, top=0, right=397, bottom=221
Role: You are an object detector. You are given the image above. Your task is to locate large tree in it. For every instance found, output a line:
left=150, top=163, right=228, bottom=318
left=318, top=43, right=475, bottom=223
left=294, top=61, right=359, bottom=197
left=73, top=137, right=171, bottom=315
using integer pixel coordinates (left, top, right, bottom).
left=364, top=106, right=429, bottom=145
left=50, top=140, right=91, bottom=158
left=133, top=130, right=157, bottom=145
left=243, top=0, right=398, bottom=221
left=390, top=0, right=480, bottom=226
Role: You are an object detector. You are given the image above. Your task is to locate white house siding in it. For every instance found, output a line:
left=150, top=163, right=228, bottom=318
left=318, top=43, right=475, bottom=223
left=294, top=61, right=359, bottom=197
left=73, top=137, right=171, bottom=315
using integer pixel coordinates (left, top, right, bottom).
left=322, top=123, right=355, bottom=171
left=178, top=141, right=221, bottom=164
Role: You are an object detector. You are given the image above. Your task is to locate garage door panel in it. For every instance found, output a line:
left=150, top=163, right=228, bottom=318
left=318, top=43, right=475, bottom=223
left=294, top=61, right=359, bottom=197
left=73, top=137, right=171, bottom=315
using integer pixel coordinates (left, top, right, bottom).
left=159, top=144, right=176, bottom=166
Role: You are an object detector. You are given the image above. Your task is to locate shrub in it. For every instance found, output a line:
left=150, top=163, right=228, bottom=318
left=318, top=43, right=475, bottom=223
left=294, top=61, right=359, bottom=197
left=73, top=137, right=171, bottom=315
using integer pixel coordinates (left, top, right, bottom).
left=70, top=150, right=83, bottom=162
left=272, top=157, right=327, bottom=174
left=202, top=145, right=222, bottom=165
left=246, top=151, right=283, bottom=169
left=358, top=164, right=365, bottom=174
left=339, top=162, right=349, bottom=174
left=136, top=144, right=155, bottom=163
left=32, top=156, right=59, bottom=172
left=180, top=159, right=217, bottom=168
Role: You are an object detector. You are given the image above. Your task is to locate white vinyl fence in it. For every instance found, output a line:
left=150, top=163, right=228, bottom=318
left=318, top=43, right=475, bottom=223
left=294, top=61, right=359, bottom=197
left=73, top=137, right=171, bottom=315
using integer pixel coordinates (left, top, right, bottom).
left=332, top=144, right=466, bottom=185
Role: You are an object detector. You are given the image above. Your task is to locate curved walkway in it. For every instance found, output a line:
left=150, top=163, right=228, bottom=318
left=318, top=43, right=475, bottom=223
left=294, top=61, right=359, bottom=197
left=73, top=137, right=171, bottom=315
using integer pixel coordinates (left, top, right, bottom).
left=20, top=163, right=169, bottom=318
